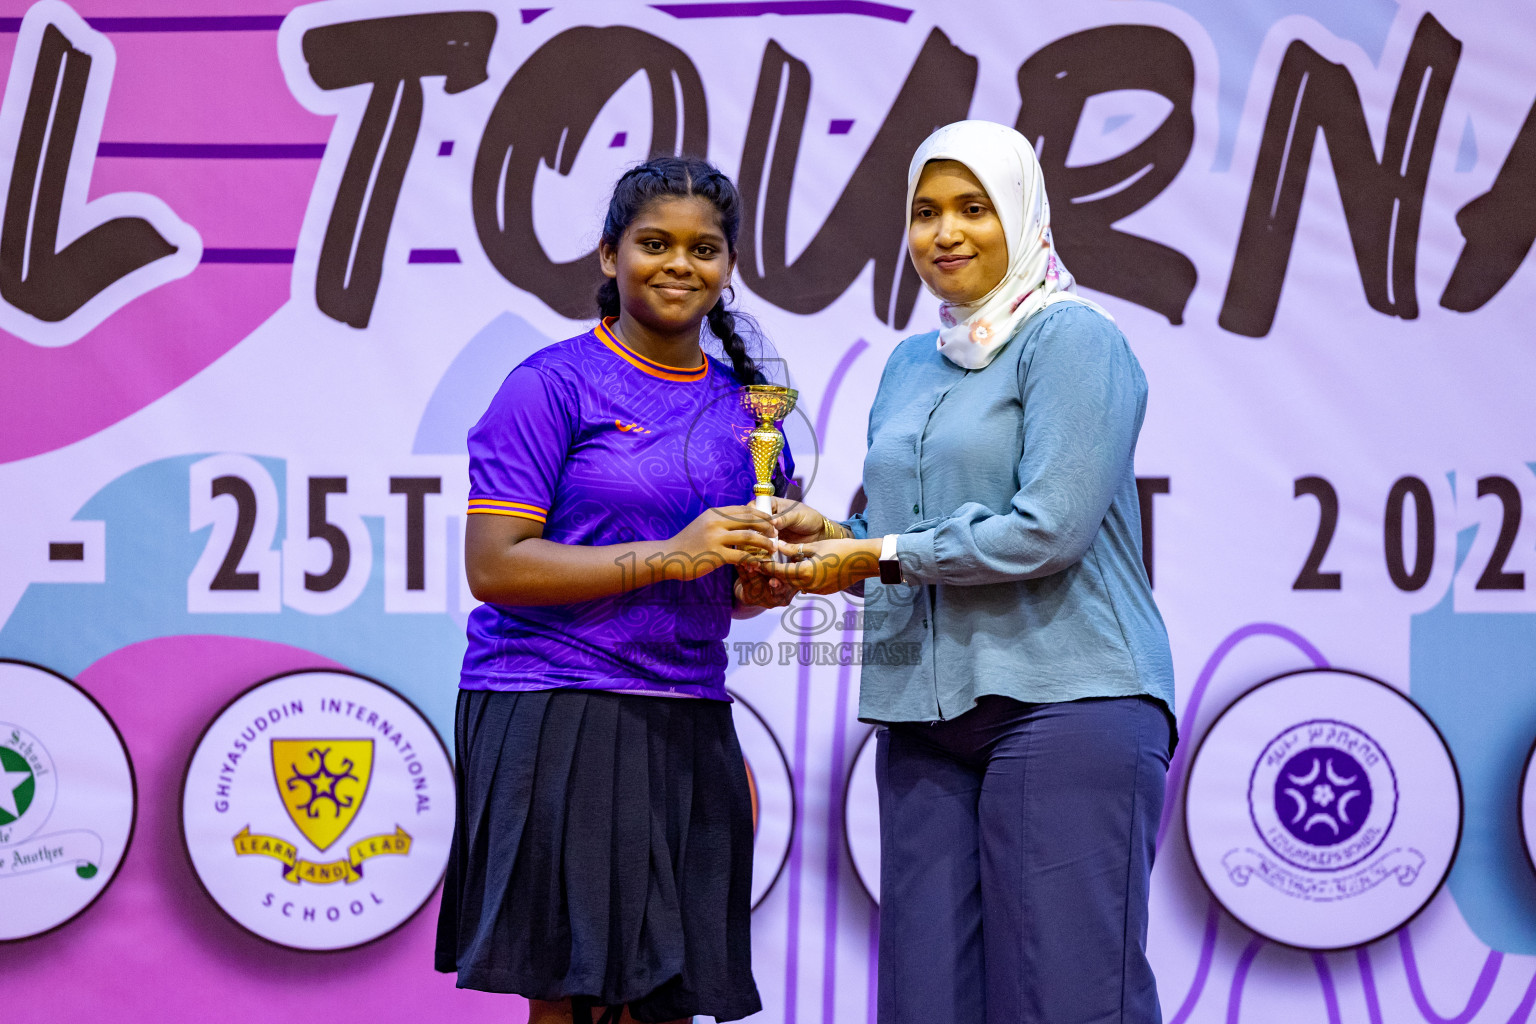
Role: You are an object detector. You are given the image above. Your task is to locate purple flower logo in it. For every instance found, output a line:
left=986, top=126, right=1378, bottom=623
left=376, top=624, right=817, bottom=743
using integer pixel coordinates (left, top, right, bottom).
left=1273, top=748, right=1373, bottom=847
left=1249, top=719, right=1397, bottom=872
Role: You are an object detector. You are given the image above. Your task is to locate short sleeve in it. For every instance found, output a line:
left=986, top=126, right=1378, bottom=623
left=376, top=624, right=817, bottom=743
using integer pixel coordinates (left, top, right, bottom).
left=466, top=364, right=577, bottom=524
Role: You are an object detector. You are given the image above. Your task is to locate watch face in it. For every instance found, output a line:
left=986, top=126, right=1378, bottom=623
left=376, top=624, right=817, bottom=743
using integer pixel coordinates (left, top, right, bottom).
left=879, top=561, right=904, bottom=585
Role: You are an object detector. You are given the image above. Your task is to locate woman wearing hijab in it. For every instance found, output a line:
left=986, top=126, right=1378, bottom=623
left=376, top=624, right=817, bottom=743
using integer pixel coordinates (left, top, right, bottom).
left=758, top=120, right=1176, bottom=1023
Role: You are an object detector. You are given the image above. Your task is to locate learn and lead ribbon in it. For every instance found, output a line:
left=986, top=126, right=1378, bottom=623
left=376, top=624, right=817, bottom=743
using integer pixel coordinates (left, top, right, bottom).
left=232, top=826, right=412, bottom=884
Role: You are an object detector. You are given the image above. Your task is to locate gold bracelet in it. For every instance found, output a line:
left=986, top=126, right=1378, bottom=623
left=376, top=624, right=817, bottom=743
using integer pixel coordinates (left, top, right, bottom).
left=819, top=515, right=847, bottom=541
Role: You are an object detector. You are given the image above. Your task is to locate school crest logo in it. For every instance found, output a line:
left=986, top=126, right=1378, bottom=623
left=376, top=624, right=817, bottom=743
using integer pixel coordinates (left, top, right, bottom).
left=274, top=740, right=372, bottom=851
left=181, top=670, right=453, bottom=950
left=228, top=738, right=409, bottom=886
left=0, top=661, right=136, bottom=942
left=1244, top=720, right=1403, bottom=879
left=1185, top=669, right=1461, bottom=949
left=0, top=727, right=51, bottom=835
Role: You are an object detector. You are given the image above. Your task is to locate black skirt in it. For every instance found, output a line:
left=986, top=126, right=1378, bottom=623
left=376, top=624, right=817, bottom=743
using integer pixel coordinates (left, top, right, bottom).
left=434, top=688, right=761, bottom=1023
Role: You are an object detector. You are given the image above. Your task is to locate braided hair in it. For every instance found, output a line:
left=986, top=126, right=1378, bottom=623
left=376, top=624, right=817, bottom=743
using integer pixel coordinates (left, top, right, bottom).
left=594, top=156, right=764, bottom=385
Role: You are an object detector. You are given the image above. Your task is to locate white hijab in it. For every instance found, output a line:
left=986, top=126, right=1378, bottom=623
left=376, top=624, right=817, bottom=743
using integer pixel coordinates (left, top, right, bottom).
left=905, top=120, right=1112, bottom=370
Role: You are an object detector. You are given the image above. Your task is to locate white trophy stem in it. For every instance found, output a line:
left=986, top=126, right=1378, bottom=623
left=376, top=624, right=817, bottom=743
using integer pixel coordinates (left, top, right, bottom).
left=753, top=494, right=786, bottom=562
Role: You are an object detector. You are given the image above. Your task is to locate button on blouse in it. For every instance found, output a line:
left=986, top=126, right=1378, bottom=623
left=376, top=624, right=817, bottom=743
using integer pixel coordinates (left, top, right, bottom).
left=843, top=304, right=1176, bottom=736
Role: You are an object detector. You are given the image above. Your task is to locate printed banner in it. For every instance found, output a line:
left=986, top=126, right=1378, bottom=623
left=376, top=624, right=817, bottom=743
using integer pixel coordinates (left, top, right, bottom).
left=1, top=0, right=1535, bottom=1019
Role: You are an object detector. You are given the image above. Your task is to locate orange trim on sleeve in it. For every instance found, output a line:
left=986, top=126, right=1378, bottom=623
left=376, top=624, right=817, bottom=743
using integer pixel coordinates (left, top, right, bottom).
left=469, top=499, right=548, bottom=514
left=467, top=506, right=547, bottom=523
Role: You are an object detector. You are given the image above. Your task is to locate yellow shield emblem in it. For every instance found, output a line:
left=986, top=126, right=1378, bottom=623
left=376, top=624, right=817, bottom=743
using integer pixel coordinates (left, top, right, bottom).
left=271, top=740, right=374, bottom=852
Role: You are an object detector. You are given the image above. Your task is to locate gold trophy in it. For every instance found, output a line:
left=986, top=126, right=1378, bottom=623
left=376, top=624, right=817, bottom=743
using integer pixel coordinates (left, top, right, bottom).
left=739, top=384, right=798, bottom=515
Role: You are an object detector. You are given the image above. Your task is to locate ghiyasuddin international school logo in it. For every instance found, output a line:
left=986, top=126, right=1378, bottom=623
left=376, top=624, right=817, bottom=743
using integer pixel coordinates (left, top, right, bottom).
left=0, top=661, right=136, bottom=942
left=1185, top=669, right=1461, bottom=950
left=232, top=739, right=410, bottom=885
left=182, top=670, right=453, bottom=951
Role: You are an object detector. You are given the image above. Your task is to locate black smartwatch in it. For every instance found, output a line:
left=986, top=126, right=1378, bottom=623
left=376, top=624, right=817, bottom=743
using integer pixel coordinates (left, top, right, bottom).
left=878, top=534, right=904, bottom=585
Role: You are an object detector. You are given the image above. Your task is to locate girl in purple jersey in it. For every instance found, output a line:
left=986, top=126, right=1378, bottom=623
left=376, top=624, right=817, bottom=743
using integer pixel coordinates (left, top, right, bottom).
left=435, top=158, right=790, bottom=1024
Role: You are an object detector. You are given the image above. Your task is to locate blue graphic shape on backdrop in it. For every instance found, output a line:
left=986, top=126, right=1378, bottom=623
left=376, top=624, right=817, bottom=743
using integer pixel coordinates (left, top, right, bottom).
left=1103, top=113, right=1134, bottom=135
left=1457, top=117, right=1478, bottom=173
left=1156, top=0, right=1398, bottom=171
left=0, top=455, right=467, bottom=740
left=413, top=312, right=554, bottom=456
left=1412, top=519, right=1536, bottom=954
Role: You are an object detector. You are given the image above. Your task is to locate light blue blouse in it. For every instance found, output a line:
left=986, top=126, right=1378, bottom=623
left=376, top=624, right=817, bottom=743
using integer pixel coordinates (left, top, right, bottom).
left=843, top=303, right=1175, bottom=734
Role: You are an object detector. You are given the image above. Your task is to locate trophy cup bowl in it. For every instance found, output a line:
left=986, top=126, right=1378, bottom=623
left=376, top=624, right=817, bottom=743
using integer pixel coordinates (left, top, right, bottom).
left=739, top=384, right=798, bottom=516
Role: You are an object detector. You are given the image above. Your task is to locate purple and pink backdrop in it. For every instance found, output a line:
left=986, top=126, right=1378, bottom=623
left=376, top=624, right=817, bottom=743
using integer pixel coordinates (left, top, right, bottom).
left=3, top=0, right=1536, bottom=1021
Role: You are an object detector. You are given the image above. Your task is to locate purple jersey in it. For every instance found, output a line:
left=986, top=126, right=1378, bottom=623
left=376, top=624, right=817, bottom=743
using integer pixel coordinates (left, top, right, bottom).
left=461, top=320, right=786, bottom=699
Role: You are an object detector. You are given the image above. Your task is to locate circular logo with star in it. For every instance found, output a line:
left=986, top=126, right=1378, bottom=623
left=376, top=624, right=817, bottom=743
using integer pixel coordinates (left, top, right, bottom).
left=1185, top=668, right=1460, bottom=950
left=0, top=724, right=57, bottom=842
left=0, top=660, right=137, bottom=942
left=1249, top=720, right=1397, bottom=872
left=180, top=670, right=454, bottom=951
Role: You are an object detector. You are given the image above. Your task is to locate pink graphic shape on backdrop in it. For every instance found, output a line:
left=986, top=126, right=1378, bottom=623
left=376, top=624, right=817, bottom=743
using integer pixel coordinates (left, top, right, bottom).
left=1, top=264, right=290, bottom=462
left=0, top=635, right=515, bottom=1022
left=87, top=158, right=320, bottom=250
left=0, top=14, right=327, bottom=463
left=95, top=29, right=329, bottom=144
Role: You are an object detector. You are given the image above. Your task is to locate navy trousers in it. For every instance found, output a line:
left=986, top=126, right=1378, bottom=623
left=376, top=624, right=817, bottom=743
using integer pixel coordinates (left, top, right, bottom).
left=875, top=695, right=1171, bottom=1024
